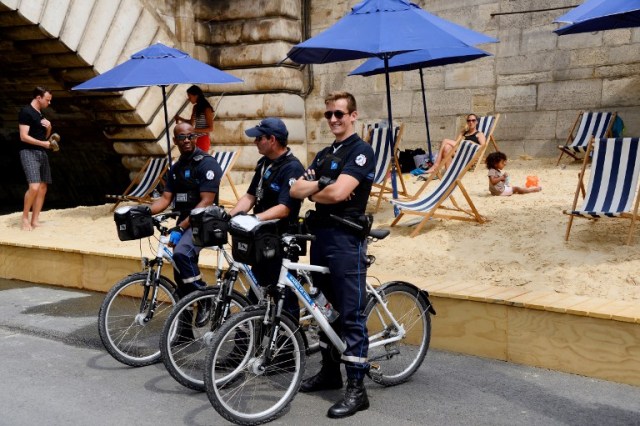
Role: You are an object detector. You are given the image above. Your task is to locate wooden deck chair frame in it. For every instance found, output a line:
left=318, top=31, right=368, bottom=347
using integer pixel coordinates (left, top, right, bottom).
left=210, top=150, right=241, bottom=207
left=390, top=140, right=486, bottom=238
left=362, top=121, right=409, bottom=212
left=556, top=111, right=616, bottom=165
left=107, top=156, right=169, bottom=212
left=472, top=114, right=501, bottom=171
left=563, top=137, right=640, bottom=245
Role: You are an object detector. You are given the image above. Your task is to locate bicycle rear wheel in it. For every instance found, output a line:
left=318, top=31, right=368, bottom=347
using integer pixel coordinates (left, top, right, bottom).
left=98, top=272, right=177, bottom=367
left=364, top=282, right=431, bottom=386
left=205, top=308, right=305, bottom=425
left=160, top=287, right=247, bottom=391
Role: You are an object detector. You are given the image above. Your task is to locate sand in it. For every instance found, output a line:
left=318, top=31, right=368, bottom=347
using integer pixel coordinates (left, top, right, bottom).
left=1, top=156, right=639, bottom=302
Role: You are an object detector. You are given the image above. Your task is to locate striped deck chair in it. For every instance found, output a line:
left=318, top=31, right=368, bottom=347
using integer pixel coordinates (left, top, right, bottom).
left=211, top=150, right=240, bottom=207
left=472, top=114, right=501, bottom=171
left=564, top=137, right=640, bottom=245
left=363, top=122, right=408, bottom=212
left=557, top=111, right=616, bottom=165
left=390, top=140, right=486, bottom=237
left=107, top=157, right=168, bottom=212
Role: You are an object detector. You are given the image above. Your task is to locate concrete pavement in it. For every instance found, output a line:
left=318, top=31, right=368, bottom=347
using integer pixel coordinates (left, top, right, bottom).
left=1, top=278, right=640, bottom=425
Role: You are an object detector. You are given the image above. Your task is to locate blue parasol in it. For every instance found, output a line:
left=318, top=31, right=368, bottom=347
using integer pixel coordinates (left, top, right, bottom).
left=287, top=0, right=497, bottom=214
left=349, top=46, right=492, bottom=161
left=554, top=0, right=640, bottom=35
left=73, top=43, right=243, bottom=166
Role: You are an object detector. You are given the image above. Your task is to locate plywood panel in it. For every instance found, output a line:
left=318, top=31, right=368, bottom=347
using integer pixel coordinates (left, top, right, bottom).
left=82, top=254, right=143, bottom=293
left=430, top=296, right=508, bottom=360
left=507, top=308, right=640, bottom=386
left=0, top=246, right=83, bottom=287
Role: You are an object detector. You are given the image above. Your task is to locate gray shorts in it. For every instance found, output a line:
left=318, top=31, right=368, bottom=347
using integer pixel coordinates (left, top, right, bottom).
left=20, top=149, right=52, bottom=184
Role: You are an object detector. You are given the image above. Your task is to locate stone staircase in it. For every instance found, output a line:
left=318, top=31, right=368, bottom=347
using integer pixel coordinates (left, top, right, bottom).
left=189, top=0, right=308, bottom=179
left=0, top=0, right=308, bottom=209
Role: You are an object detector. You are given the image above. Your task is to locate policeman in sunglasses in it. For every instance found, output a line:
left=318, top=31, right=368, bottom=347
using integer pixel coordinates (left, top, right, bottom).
left=290, top=91, right=375, bottom=419
left=150, top=122, right=222, bottom=324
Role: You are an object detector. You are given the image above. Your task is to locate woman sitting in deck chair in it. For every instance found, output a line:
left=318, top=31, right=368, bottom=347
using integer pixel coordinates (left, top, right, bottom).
left=426, top=113, right=486, bottom=174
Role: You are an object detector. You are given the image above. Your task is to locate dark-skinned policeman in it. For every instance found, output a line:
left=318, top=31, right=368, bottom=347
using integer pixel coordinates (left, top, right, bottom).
left=150, top=122, right=222, bottom=325
left=290, top=91, right=375, bottom=419
left=230, top=117, right=304, bottom=319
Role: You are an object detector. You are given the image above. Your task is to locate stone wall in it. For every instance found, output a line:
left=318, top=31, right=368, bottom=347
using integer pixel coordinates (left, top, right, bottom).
left=182, top=0, right=307, bottom=180
left=303, top=0, right=640, bottom=159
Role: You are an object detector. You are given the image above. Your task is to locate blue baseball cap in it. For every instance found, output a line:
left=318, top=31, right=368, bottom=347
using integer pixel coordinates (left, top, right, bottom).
left=245, top=117, right=289, bottom=142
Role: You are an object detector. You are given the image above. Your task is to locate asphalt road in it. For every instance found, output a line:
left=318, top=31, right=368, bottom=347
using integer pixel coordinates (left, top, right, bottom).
left=1, top=278, right=639, bottom=425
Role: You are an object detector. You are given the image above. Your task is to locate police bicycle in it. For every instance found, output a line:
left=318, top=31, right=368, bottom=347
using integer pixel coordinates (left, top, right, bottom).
left=98, top=207, right=259, bottom=367
left=159, top=207, right=319, bottom=392
left=203, top=215, right=436, bottom=425
left=98, top=207, right=182, bottom=367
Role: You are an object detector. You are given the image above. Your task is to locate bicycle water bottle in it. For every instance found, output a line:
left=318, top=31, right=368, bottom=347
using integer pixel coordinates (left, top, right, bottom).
left=309, top=287, right=339, bottom=323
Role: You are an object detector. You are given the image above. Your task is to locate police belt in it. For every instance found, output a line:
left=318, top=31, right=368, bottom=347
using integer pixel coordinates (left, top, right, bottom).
left=305, top=210, right=372, bottom=238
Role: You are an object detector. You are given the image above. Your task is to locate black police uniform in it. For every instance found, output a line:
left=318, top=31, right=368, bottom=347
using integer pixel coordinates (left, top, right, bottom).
left=246, top=149, right=304, bottom=318
left=307, top=132, right=375, bottom=380
left=165, top=148, right=222, bottom=297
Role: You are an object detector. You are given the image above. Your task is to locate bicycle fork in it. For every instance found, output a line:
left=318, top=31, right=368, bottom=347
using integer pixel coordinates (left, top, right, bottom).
left=136, top=259, right=165, bottom=325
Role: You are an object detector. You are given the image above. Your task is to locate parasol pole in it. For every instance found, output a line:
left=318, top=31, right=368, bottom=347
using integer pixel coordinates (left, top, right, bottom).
left=161, top=85, right=172, bottom=167
left=419, top=68, right=433, bottom=161
left=383, top=54, right=400, bottom=216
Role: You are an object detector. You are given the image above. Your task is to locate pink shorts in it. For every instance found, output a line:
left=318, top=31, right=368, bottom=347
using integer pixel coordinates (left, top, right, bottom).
left=500, top=186, right=513, bottom=196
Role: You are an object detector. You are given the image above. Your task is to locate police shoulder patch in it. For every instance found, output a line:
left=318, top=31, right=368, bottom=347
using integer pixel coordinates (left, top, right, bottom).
left=206, top=170, right=215, bottom=180
left=355, top=153, right=367, bottom=166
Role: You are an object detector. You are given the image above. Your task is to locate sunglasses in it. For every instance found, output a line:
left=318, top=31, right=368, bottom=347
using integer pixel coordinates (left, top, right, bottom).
left=176, top=133, right=197, bottom=141
left=324, top=110, right=350, bottom=120
left=466, top=119, right=477, bottom=123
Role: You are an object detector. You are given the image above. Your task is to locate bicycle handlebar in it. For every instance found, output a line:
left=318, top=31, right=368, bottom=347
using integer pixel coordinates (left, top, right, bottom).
left=152, top=211, right=181, bottom=229
left=287, top=234, right=316, bottom=242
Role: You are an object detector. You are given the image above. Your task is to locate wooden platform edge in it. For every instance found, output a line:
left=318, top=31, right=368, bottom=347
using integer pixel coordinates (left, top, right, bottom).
left=2, top=242, right=639, bottom=387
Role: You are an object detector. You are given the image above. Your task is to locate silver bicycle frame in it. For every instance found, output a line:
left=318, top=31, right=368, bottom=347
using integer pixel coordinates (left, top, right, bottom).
left=278, top=258, right=407, bottom=354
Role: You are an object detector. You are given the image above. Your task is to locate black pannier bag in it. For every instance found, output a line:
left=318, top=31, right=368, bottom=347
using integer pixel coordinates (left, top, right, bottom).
left=114, top=205, right=154, bottom=241
left=190, top=205, right=230, bottom=247
left=229, top=217, right=281, bottom=266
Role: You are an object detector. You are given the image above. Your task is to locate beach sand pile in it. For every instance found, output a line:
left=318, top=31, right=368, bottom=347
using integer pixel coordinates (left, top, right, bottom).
left=1, top=156, right=639, bottom=301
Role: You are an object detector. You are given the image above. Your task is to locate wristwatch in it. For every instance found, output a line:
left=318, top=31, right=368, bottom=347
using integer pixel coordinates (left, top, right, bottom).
left=317, top=176, right=334, bottom=191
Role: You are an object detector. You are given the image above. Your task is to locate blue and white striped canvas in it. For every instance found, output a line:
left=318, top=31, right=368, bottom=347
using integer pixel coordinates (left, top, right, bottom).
left=564, top=112, right=614, bottom=153
left=367, top=124, right=402, bottom=184
left=128, top=157, right=168, bottom=198
left=570, top=137, right=640, bottom=217
left=212, top=150, right=239, bottom=178
left=392, top=140, right=480, bottom=213
left=477, top=115, right=495, bottom=137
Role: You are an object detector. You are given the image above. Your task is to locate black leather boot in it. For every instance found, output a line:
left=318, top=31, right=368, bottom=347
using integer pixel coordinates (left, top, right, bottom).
left=300, top=365, right=343, bottom=393
left=327, top=378, right=369, bottom=418
left=194, top=297, right=212, bottom=328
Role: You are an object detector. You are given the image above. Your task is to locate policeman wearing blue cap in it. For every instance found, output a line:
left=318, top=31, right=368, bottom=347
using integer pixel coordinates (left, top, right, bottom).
left=290, top=92, right=375, bottom=419
left=230, top=117, right=305, bottom=318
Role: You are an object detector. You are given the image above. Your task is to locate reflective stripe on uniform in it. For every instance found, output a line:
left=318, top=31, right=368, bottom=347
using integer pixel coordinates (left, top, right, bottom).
left=342, top=354, right=368, bottom=364
left=182, top=274, right=202, bottom=284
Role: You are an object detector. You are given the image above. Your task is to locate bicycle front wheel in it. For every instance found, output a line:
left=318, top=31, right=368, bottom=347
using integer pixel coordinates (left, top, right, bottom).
left=365, top=282, right=431, bottom=386
left=98, top=272, right=177, bottom=367
left=205, top=309, right=306, bottom=425
left=160, top=287, right=247, bottom=391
